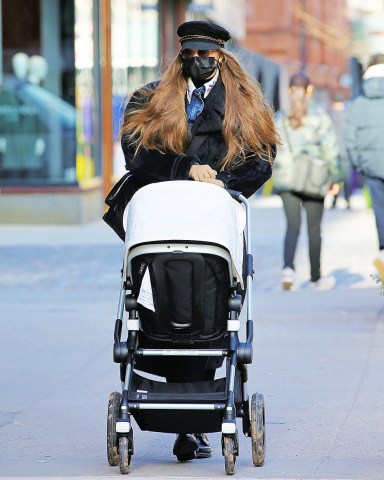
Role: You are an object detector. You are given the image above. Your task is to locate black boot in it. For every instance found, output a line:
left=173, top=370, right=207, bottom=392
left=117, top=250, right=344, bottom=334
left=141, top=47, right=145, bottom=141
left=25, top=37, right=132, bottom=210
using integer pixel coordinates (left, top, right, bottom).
left=195, top=433, right=212, bottom=458
left=173, top=433, right=198, bottom=461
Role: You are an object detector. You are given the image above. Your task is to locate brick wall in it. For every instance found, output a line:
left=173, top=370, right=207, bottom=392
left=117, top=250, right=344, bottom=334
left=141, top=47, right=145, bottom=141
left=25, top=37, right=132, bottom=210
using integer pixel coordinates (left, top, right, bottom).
left=242, top=0, right=351, bottom=102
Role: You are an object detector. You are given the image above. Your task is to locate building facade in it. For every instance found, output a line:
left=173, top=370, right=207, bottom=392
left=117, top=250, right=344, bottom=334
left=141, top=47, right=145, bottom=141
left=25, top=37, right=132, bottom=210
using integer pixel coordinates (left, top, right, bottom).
left=243, top=0, right=351, bottom=107
left=3, top=0, right=341, bottom=223
left=0, top=0, right=256, bottom=223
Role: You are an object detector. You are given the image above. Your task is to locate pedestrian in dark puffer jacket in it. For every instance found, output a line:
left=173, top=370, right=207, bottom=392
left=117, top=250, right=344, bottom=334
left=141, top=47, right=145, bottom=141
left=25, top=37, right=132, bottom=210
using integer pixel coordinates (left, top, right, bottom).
left=344, top=53, right=384, bottom=279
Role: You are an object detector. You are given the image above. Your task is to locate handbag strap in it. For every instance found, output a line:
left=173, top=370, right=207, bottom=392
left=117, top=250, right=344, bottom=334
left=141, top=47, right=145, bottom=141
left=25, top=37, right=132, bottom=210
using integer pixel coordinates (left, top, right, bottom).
left=186, top=134, right=207, bottom=156
left=281, top=115, right=293, bottom=154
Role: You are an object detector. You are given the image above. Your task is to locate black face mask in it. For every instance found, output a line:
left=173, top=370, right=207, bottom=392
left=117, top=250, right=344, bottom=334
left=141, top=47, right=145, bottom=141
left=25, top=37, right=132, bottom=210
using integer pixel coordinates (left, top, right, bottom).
left=181, top=57, right=218, bottom=82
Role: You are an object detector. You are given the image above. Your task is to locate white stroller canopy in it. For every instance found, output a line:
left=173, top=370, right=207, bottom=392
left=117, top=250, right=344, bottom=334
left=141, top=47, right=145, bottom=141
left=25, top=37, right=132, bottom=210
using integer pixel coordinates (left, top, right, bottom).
left=124, top=181, right=246, bottom=284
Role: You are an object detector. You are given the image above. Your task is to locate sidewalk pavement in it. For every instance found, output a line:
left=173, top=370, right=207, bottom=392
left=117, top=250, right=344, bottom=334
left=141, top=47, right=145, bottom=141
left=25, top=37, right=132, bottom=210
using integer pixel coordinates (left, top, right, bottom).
left=1, top=193, right=383, bottom=479
left=0, top=192, right=381, bottom=294
left=249, top=192, right=382, bottom=292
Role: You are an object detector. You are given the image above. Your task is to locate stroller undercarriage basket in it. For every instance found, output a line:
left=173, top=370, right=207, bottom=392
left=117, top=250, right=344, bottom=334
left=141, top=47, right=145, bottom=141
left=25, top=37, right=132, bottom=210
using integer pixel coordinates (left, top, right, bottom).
left=106, top=181, right=266, bottom=475
left=128, top=371, right=242, bottom=434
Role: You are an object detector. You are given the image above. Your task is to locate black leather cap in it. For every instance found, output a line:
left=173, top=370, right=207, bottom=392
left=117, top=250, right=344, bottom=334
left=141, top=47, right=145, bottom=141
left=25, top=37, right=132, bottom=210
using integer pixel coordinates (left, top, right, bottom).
left=177, top=21, right=231, bottom=50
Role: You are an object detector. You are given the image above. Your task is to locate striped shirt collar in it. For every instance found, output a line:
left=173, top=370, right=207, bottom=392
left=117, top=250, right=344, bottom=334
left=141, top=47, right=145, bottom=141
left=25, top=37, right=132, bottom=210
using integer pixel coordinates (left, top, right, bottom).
left=186, top=69, right=219, bottom=104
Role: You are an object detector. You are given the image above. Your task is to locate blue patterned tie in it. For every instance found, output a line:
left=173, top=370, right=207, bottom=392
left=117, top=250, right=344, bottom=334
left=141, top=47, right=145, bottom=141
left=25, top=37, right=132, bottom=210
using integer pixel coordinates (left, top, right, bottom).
left=187, top=85, right=205, bottom=126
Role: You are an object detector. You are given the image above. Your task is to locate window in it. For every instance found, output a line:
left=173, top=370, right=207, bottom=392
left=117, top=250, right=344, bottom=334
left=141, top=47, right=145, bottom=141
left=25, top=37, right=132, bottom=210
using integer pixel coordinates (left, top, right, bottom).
left=111, top=0, right=159, bottom=177
left=0, top=0, right=77, bottom=185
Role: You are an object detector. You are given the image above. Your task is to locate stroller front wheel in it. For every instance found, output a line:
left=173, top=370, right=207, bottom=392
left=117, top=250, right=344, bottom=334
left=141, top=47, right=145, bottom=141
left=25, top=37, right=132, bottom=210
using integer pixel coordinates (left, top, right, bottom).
left=223, top=435, right=236, bottom=475
left=119, top=436, right=132, bottom=474
left=107, top=391, right=121, bottom=466
left=251, top=392, right=266, bottom=466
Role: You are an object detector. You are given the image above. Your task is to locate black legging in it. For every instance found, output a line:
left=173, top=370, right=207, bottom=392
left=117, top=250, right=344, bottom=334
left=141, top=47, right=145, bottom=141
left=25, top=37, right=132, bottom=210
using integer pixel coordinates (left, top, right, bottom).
left=280, top=191, right=324, bottom=282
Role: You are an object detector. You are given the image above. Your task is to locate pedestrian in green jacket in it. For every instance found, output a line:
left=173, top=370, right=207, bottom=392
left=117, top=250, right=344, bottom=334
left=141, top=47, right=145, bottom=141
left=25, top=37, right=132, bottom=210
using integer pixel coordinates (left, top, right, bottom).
left=274, top=72, right=340, bottom=291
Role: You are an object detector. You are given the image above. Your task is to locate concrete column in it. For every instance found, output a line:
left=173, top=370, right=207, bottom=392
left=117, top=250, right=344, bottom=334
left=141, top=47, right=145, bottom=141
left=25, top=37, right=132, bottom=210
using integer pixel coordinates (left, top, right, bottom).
left=40, top=0, right=61, bottom=96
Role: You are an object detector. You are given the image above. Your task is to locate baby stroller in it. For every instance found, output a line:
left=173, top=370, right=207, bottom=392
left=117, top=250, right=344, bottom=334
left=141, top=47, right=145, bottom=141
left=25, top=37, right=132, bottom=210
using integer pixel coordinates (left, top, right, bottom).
left=107, top=180, right=266, bottom=475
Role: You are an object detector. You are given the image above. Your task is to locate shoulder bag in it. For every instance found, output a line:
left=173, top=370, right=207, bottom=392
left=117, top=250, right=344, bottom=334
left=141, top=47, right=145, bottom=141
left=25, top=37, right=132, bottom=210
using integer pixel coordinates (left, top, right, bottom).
left=282, top=119, right=330, bottom=199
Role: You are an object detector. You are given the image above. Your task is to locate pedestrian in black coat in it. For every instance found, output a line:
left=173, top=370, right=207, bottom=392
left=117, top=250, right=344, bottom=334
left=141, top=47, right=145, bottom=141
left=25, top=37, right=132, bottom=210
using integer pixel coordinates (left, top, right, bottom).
left=120, top=23, right=278, bottom=198
left=112, top=20, right=279, bottom=462
left=105, top=22, right=278, bottom=239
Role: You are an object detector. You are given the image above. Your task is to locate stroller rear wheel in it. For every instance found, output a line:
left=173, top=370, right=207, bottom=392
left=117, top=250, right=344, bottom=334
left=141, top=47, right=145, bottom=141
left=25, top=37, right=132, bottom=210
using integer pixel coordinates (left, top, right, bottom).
left=223, top=435, right=236, bottom=475
left=107, top=391, right=121, bottom=466
left=251, top=392, right=266, bottom=466
left=119, top=436, right=132, bottom=474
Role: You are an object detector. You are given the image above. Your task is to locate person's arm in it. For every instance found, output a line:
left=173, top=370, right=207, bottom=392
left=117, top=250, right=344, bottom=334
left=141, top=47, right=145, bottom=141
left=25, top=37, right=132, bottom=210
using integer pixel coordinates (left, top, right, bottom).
left=317, top=110, right=340, bottom=183
left=213, top=145, right=274, bottom=198
left=122, top=139, right=198, bottom=183
left=343, top=102, right=359, bottom=170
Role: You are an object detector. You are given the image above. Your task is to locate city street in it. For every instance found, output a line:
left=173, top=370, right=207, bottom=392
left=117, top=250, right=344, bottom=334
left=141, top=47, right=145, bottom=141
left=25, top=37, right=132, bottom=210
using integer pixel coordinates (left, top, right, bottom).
left=0, top=194, right=383, bottom=479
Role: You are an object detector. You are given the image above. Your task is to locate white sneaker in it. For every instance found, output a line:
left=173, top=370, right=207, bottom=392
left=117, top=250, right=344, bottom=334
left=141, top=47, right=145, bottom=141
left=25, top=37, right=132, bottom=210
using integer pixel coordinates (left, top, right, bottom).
left=309, top=275, right=336, bottom=291
left=373, top=251, right=384, bottom=280
left=282, top=267, right=295, bottom=291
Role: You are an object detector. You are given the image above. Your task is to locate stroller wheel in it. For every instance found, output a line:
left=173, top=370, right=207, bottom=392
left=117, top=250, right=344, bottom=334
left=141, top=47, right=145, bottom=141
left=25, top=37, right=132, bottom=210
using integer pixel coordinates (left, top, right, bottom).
left=251, top=392, right=266, bottom=466
left=107, top=391, right=121, bottom=466
left=223, top=435, right=236, bottom=475
left=119, top=436, right=132, bottom=474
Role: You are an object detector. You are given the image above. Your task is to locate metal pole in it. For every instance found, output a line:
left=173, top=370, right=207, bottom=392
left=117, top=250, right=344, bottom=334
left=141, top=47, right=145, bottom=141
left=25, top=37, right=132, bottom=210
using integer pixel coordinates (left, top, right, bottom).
left=99, top=0, right=113, bottom=200
left=299, top=0, right=307, bottom=71
left=0, top=0, right=3, bottom=86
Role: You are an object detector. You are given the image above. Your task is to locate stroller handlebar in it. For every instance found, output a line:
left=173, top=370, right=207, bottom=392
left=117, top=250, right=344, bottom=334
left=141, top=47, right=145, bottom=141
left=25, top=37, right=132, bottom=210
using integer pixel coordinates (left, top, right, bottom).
left=225, top=188, right=243, bottom=202
left=225, top=189, right=253, bottom=323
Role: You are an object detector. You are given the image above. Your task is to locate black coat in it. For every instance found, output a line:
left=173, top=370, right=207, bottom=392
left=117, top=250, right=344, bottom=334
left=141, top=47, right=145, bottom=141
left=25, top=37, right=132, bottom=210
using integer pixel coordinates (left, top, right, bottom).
left=121, top=77, right=274, bottom=198
left=104, top=77, right=274, bottom=240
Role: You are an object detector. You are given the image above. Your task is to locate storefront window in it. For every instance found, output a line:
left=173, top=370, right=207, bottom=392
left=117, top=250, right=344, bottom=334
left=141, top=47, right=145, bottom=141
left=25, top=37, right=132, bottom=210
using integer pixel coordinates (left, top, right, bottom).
left=111, top=0, right=159, bottom=177
left=0, top=0, right=77, bottom=186
left=0, top=0, right=158, bottom=186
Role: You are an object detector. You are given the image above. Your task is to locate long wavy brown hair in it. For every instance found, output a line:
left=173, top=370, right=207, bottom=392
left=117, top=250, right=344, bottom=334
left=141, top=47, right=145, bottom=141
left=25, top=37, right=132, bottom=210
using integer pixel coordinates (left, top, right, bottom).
left=121, top=49, right=279, bottom=169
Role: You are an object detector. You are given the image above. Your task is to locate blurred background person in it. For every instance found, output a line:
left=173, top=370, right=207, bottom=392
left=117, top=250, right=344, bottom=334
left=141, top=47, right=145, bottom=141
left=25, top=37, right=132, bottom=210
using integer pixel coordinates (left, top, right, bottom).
left=344, top=53, right=384, bottom=280
left=274, top=72, right=340, bottom=291
left=328, top=102, right=353, bottom=210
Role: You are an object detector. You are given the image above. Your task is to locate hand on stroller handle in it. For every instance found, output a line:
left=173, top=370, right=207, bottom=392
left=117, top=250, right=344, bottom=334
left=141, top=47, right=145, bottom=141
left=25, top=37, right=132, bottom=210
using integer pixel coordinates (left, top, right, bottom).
left=189, top=164, right=226, bottom=188
left=189, top=164, right=217, bottom=181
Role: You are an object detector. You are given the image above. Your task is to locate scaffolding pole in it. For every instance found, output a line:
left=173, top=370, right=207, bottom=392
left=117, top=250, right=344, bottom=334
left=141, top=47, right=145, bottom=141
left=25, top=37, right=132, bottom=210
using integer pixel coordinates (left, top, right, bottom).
left=99, top=0, right=113, bottom=201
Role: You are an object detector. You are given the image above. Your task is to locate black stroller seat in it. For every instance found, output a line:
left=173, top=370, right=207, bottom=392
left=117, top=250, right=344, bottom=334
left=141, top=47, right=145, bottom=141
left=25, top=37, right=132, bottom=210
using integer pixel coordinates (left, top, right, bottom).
left=131, top=251, right=230, bottom=343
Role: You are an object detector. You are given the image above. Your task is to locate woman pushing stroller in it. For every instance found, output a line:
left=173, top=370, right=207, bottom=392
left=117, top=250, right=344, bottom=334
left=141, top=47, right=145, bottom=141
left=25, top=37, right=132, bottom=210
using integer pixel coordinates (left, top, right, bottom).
left=119, top=20, right=278, bottom=461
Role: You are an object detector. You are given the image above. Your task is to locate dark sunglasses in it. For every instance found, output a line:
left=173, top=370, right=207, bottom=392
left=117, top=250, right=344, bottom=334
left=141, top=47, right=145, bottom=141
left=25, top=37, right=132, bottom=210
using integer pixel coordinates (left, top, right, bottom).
left=180, top=49, right=216, bottom=60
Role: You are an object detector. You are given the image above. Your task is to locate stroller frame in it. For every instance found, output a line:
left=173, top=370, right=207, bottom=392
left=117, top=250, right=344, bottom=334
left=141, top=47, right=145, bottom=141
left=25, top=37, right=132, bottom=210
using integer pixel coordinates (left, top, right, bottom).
left=107, top=189, right=266, bottom=475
